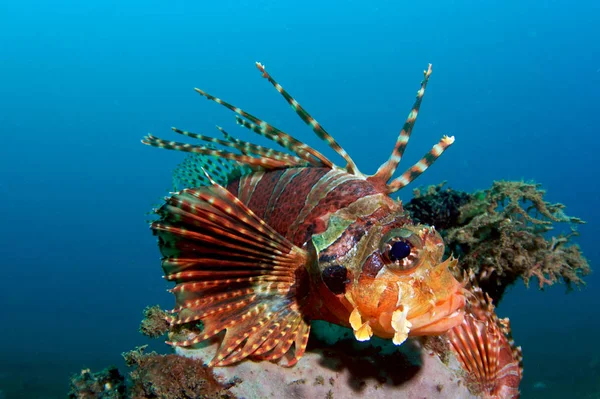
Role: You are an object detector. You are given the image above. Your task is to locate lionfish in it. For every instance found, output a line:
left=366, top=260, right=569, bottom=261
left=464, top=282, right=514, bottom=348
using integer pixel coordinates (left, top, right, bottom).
left=142, top=62, right=467, bottom=367
left=448, top=284, right=523, bottom=398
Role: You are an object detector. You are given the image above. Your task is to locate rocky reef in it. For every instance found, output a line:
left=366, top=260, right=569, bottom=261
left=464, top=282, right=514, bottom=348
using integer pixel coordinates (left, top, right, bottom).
left=69, top=367, right=125, bottom=399
left=405, top=180, right=590, bottom=304
left=70, top=317, right=477, bottom=399
left=172, top=320, right=478, bottom=399
left=69, top=344, right=238, bottom=399
left=69, top=180, right=590, bottom=399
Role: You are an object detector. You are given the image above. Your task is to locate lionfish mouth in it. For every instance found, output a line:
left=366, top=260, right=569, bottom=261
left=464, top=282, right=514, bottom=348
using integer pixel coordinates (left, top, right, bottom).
left=375, top=274, right=466, bottom=346
left=406, top=266, right=467, bottom=336
left=409, top=292, right=466, bottom=336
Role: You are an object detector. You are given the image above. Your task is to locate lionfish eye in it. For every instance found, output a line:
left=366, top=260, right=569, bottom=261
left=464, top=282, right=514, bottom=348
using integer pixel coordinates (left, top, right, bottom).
left=381, top=228, right=422, bottom=271
left=389, top=241, right=411, bottom=261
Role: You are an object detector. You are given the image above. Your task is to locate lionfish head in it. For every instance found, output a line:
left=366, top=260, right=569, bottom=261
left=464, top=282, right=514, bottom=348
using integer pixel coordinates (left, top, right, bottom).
left=312, top=196, right=466, bottom=346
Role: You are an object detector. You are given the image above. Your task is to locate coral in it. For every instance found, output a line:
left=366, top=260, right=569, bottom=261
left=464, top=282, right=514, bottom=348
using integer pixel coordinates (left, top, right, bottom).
left=139, top=305, right=169, bottom=338
left=68, top=367, right=126, bottom=399
left=405, top=181, right=473, bottom=230
left=70, top=346, right=238, bottom=399
left=123, top=345, right=238, bottom=399
left=405, top=181, right=590, bottom=304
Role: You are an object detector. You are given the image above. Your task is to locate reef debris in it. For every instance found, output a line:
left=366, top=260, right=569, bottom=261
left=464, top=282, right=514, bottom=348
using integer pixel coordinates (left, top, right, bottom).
left=139, top=305, right=170, bottom=339
left=124, top=346, right=238, bottom=399
left=68, top=367, right=125, bottom=399
left=405, top=181, right=590, bottom=303
left=68, top=345, right=238, bottom=399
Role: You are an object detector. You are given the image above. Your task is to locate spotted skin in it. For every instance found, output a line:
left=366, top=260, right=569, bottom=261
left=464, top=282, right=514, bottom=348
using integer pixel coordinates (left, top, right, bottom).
left=252, top=168, right=328, bottom=240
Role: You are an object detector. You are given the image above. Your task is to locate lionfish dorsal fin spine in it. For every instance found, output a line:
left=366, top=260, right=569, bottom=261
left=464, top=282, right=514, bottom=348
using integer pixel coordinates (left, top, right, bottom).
left=368, top=64, right=455, bottom=193
left=386, top=135, right=455, bottom=192
left=193, top=87, right=335, bottom=168
left=372, top=64, right=433, bottom=181
left=231, top=115, right=327, bottom=167
left=255, top=62, right=360, bottom=175
left=142, top=62, right=456, bottom=193
left=171, top=125, right=309, bottom=167
left=142, top=134, right=295, bottom=169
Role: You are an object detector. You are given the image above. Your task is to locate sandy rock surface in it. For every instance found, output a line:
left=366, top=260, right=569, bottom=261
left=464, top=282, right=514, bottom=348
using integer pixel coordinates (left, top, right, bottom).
left=176, top=336, right=478, bottom=399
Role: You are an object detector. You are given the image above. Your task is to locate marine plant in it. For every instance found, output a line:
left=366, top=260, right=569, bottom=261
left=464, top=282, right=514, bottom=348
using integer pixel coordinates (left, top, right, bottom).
left=406, top=181, right=590, bottom=304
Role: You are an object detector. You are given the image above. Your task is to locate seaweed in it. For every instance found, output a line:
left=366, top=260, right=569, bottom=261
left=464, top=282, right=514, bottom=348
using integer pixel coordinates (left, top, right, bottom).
left=139, top=305, right=170, bottom=339
left=69, top=345, right=238, bottom=399
left=68, top=367, right=126, bottom=399
left=124, top=346, right=238, bottom=399
left=69, top=309, right=238, bottom=399
left=405, top=181, right=590, bottom=304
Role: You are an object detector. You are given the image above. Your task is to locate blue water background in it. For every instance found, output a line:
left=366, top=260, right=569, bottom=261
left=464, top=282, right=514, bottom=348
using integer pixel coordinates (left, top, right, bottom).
left=1, top=1, right=598, bottom=397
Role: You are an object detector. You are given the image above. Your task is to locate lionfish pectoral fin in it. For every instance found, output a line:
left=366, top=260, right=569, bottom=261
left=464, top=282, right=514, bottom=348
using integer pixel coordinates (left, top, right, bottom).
left=153, top=181, right=311, bottom=367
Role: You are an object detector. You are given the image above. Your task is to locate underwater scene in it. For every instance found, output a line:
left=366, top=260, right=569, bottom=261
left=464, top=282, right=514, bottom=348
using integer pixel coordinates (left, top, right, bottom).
left=1, top=1, right=599, bottom=398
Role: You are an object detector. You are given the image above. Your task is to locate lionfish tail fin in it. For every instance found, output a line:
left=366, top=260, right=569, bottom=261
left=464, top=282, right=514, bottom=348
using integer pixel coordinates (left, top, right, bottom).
left=368, top=64, right=455, bottom=194
left=447, top=286, right=523, bottom=398
left=152, top=182, right=311, bottom=366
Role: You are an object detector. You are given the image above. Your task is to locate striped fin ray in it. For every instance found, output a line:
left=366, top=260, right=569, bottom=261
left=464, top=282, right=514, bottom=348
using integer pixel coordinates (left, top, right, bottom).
left=142, top=62, right=457, bottom=194
left=169, top=125, right=303, bottom=190
left=255, top=62, right=360, bottom=175
left=143, top=134, right=297, bottom=170
left=193, top=88, right=334, bottom=168
left=386, top=135, right=455, bottom=192
left=171, top=126, right=309, bottom=167
left=215, top=126, right=309, bottom=166
left=447, top=286, right=523, bottom=398
left=151, top=180, right=312, bottom=366
left=232, top=116, right=327, bottom=168
left=368, top=64, right=455, bottom=193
